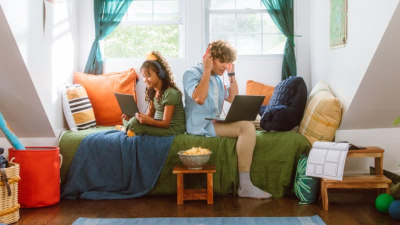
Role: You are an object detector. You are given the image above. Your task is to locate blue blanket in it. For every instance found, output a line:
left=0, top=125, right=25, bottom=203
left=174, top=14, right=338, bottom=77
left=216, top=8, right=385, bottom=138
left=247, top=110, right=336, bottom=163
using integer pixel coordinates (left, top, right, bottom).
left=61, top=130, right=174, bottom=200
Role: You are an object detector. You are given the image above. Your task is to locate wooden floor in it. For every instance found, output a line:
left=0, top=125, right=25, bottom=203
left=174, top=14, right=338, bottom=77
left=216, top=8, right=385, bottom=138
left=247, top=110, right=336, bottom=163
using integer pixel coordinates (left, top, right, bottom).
left=14, top=191, right=399, bottom=225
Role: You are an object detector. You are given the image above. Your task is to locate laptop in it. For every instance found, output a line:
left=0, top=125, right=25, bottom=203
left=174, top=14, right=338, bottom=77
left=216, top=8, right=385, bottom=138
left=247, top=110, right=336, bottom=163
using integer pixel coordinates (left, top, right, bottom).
left=114, top=93, right=140, bottom=117
left=205, top=95, right=265, bottom=122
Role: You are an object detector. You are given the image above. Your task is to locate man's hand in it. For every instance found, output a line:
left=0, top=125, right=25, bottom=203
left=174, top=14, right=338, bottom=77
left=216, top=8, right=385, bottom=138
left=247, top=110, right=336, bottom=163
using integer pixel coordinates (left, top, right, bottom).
left=202, top=53, right=213, bottom=74
left=227, top=63, right=235, bottom=73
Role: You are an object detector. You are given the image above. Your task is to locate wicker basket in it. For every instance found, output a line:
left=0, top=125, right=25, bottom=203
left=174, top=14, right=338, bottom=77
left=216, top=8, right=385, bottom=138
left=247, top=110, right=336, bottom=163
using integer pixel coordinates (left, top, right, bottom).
left=0, top=162, right=21, bottom=224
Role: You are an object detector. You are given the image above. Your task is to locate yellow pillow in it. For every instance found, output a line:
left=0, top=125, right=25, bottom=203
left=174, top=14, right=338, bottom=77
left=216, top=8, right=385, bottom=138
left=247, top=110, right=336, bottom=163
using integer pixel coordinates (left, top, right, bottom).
left=246, top=80, right=275, bottom=105
left=62, top=84, right=96, bottom=131
left=73, top=68, right=139, bottom=126
left=298, top=81, right=342, bottom=144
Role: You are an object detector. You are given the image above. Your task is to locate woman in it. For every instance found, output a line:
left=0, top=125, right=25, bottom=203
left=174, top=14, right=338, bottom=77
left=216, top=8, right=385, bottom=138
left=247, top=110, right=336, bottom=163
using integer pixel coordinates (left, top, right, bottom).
left=120, top=51, right=185, bottom=137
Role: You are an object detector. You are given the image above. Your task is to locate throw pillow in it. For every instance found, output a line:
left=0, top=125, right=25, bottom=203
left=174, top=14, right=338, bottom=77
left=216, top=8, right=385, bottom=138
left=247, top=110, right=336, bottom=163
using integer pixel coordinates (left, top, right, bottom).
left=246, top=80, right=275, bottom=105
left=294, top=154, right=320, bottom=205
left=259, top=76, right=308, bottom=131
left=73, top=68, right=139, bottom=126
left=61, top=84, right=96, bottom=131
left=298, top=81, right=342, bottom=145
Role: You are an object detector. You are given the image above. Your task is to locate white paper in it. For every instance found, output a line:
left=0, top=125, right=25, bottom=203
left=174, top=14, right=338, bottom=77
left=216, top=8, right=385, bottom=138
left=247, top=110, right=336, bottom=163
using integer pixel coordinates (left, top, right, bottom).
left=306, top=141, right=350, bottom=181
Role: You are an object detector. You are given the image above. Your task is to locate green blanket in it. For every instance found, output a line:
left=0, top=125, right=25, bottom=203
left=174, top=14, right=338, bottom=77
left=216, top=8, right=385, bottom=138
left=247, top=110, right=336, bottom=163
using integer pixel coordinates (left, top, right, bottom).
left=59, top=127, right=311, bottom=198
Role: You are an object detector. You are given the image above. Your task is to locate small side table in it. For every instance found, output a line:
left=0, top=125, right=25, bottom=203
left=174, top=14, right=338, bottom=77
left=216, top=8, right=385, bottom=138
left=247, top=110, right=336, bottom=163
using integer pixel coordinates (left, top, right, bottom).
left=320, top=146, right=392, bottom=211
left=173, top=165, right=216, bottom=205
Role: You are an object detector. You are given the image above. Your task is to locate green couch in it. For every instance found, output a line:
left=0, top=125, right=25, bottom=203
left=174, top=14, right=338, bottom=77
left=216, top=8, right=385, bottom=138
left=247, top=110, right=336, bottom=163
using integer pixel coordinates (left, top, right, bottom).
left=59, top=126, right=311, bottom=198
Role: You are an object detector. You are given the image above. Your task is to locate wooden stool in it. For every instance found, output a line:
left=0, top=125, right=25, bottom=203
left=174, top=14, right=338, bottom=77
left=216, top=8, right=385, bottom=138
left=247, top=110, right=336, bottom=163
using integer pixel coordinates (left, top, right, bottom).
left=173, top=165, right=216, bottom=205
left=320, top=146, right=392, bottom=211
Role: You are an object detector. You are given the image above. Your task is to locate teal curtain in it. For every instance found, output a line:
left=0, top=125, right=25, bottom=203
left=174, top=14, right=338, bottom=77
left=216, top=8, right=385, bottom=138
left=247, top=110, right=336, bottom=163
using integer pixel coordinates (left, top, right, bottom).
left=261, top=0, right=296, bottom=80
left=84, top=0, right=133, bottom=75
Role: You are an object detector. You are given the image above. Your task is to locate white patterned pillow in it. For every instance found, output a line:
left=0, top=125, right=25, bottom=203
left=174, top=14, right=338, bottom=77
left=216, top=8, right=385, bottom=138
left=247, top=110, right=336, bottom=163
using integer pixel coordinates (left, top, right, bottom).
left=61, top=83, right=96, bottom=131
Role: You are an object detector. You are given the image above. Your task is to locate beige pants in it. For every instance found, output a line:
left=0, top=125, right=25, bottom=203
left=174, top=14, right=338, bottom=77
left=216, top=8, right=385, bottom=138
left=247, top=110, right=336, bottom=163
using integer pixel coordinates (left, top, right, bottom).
left=214, top=121, right=256, bottom=172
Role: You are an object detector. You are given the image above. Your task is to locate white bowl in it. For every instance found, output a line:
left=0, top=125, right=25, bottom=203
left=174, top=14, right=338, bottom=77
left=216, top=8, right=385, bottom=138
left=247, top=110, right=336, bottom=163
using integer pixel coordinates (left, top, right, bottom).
left=177, top=150, right=212, bottom=169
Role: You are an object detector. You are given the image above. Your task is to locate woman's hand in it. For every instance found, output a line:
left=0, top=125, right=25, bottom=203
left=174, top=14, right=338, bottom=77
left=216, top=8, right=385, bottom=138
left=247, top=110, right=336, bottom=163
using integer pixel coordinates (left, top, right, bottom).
left=135, top=113, right=152, bottom=125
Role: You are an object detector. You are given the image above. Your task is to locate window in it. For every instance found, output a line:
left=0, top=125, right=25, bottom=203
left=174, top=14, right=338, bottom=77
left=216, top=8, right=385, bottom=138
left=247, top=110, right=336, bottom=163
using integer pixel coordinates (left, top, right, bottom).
left=206, top=0, right=285, bottom=55
left=104, top=0, right=184, bottom=59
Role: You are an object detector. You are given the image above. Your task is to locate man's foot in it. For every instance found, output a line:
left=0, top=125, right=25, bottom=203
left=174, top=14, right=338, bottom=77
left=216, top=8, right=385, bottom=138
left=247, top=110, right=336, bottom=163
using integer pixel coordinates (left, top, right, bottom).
left=238, top=171, right=272, bottom=199
left=238, top=183, right=272, bottom=199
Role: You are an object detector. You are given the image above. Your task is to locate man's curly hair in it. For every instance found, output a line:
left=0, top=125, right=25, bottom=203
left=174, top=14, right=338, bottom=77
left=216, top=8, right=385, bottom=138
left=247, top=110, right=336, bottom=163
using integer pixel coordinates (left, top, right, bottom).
left=140, top=51, right=182, bottom=104
left=208, top=40, right=237, bottom=63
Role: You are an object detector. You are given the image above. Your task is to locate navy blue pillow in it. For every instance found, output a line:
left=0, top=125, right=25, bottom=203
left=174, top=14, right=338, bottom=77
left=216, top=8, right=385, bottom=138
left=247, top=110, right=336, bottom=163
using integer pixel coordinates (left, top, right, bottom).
left=259, top=76, right=307, bottom=131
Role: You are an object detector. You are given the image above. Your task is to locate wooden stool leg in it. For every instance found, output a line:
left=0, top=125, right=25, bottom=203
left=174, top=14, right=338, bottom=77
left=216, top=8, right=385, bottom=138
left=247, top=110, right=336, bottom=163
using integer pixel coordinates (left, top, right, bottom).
left=321, top=180, right=329, bottom=211
left=386, top=184, right=391, bottom=194
left=177, top=173, right=184, bottom=205
left=207, top=172, right=213, bottom=204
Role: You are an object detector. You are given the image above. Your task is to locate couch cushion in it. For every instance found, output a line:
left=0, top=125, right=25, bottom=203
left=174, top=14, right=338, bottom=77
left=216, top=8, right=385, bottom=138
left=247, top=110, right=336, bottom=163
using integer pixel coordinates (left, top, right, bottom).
left=246, top=80, right=275, bottom=106
left=61, top=83, right=96, bottom=131
left=73, top=68, right=139, bottom=126
left=298, top=80, right=342, bottom=144
left=259, top=76, right=307, bottom=131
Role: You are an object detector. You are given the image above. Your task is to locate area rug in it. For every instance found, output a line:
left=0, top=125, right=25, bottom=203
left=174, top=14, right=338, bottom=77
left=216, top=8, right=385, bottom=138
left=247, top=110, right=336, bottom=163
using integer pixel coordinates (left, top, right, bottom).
left=72, top=216, right=326, bottom=225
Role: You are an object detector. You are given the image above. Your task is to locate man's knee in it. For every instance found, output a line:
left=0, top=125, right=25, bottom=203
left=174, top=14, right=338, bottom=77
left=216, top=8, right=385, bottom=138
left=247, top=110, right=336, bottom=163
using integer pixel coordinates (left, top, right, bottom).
left=239, top=121, right=256, bottom=134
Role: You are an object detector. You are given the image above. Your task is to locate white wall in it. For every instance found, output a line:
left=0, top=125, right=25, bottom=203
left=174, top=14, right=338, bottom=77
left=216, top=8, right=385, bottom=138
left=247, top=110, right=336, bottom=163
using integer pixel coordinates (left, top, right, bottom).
left=0, top=0, right=78, bottom=155
left=310, top=0, right=400, bottom=174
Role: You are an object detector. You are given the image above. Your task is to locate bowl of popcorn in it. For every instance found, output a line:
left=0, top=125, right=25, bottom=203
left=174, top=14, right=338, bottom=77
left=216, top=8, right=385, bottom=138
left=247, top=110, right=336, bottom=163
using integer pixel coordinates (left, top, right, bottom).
left=177, top=147, right=212, bottom=170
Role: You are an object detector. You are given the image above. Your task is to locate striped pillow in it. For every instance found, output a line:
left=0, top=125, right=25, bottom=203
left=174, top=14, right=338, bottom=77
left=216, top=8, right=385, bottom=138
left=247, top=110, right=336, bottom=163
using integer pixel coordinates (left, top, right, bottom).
left=62, top=83, right=96, bottom=131
left=298, top=81, right=342, bottom=144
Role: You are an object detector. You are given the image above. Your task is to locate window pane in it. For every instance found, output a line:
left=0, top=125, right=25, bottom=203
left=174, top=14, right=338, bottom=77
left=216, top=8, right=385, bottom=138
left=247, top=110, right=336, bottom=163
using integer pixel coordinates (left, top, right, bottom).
left=154, top=1, right=179, bottom=14
left=236, top=0, right=263, bottom=9
left=154, top=0, right=180, bottom=21
left=209, top=0, right=235, bottom=10
left=236, top=13, right=261, bottom=33
left=263, top=34, right=286, bottom=54
left=104, top=24, right=180, bottom=58
left=127, top=1, right=152, bottom=21
left=210, top=14, right=236, bottom=34
left=237, top=34, right=261, bottom=54
left=210, top=34, right=236, bottom=47
left=262, top=13, right=281, bottom=33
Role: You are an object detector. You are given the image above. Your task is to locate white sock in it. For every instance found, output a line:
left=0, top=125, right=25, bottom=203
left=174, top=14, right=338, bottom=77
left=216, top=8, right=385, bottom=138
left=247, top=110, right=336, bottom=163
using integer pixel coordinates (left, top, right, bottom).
left=238, top=172, right=272, bottom=199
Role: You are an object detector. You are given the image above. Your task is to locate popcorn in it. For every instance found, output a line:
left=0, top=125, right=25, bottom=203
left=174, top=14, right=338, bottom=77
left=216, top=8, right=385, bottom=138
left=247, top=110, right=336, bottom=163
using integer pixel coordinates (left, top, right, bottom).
left=182, top=147, right=211, bottom=155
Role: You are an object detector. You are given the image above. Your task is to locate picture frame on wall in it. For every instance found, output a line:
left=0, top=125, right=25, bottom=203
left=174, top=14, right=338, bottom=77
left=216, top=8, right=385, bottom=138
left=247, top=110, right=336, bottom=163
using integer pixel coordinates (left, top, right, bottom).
left=330, top=0, right=347, bottom=49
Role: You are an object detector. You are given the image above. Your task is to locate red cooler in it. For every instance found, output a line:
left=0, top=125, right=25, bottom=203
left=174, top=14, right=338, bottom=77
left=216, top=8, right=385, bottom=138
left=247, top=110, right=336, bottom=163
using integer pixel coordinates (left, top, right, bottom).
left=8, top=146, right=61, bottom=208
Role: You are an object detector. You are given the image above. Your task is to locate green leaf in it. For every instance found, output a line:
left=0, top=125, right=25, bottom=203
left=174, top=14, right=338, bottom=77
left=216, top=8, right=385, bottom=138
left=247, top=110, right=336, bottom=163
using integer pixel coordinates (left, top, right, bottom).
left=394, top=116, right=400, bottom=125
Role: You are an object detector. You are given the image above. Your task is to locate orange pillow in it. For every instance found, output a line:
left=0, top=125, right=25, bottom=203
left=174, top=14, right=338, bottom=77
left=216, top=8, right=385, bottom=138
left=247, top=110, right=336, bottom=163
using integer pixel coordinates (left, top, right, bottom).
left=246, top=80, right=275, bottom=105
left=73, top=68, right=139, bottom=126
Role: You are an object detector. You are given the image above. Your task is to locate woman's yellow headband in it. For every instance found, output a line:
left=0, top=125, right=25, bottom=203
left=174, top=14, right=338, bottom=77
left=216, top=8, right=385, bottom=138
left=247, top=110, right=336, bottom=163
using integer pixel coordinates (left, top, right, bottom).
left=145, top=52, right=165, bottom=79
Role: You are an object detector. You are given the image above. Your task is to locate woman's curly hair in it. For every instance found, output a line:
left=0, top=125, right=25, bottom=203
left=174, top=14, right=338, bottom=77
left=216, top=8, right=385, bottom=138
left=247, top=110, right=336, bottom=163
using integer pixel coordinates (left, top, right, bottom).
left=140, top=51, right=182, bottom=104
left=209, top=40, right=237, bottom=63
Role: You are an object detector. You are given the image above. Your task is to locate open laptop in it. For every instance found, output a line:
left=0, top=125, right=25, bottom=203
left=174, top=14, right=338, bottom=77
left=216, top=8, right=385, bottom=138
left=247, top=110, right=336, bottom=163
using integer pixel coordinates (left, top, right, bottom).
left=114, top=93, right=140, bottom=117
left=205, top=95, right=264, bottom=122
